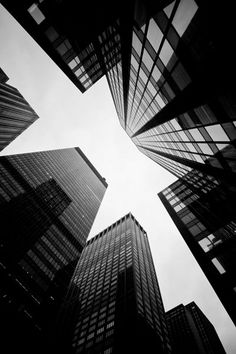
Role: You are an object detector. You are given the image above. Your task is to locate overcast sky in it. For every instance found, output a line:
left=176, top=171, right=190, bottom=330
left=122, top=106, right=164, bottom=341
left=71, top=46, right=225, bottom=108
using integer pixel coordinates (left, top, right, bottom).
left=0, top=5, right=236, bottom=353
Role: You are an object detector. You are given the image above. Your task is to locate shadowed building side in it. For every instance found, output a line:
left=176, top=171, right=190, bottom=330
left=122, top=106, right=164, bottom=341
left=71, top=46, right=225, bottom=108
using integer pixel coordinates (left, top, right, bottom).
left=0, top=147, right=107, bottom=354
left=166, top=302, right=226, bottom=354
left=159, top=170, right=236, bottom=326
left=56, top=213, right=171, bottom=354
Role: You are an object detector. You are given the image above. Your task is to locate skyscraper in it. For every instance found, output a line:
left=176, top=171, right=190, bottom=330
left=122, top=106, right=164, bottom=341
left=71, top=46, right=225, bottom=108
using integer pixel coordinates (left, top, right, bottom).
left=0, top=0, right=123, bottom=93
left=166, top=301, right=226, bottom=354
left=58, top=213, right=171, bottom=353
left=0, top=67, right=39, bottom=151
left=2, top=1, right=236, bottom=181
left=106, top=0, right=235, bottom=183
left=158, top=171, right=236, bottom=325
left=0, top=146, right=107, bottom=353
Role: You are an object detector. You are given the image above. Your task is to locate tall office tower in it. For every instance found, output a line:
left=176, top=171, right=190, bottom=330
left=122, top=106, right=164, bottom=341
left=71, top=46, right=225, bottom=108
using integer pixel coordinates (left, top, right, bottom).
left=59, top=213, right=171, bottom=354
left=158, top=171, right=236, bottom=325
left=0, top=67, right=39, bottom=151
left=0, top=147, right=107, bottom=353
left=0, top=0, right=123, bottom=93
left=105, top=0, right=236, bottom=184
left=2, top=1, right=236, bottom=182
left=166, top=301, right=226, bottom=354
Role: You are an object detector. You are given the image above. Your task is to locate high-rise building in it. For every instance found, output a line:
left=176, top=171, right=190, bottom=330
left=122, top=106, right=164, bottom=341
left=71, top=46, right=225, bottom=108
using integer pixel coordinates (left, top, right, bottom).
left=0, top=146, right=107, bottom=353
left=166, top=301, right=226, bottom=354
left=2, top=1, right=236, bottom=181
left=0, top=0, right=123, bottom=93
left=158, top=171, right=236, bottom=325
left=0, top=67, right=39, bottom=151
left=58, top=213, right=171, bottom=354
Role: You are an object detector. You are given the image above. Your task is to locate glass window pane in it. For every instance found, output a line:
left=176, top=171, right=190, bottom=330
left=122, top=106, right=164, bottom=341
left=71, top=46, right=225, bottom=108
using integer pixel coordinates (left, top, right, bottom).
left=172, top=0, right=198, bottom=36
left=139, top=69, right=148, bottom=85
left=28, top=3, right=45, bottom=24
left=45, top=27, right=59, bottom=42
left=147, top=19, right=163, bottom=52
left=164, top=1, right=175, bottom=18
left=159, top=40, right=174, bottom=66
left=69, top=59, right=77, bottom=70
left=199, top=143, right=213, bottom=155
left=194, top=154, right=204, bottom=163
left=155, top=94, right=165, bottom=109
left=152, top=66, right=161, bottom=82
left=178, top=131, right=188, bottom=141
left=142, top=49, right=153, bottom=72
left=212, top=258, right=226, bottom=274
left=172, top=62, right=191, bottom=90
left=189, top=128, right=204, bottom=141
left=56, top=43, right=67, bottom=56
left=170, top=119, right=181, bottom=131
left=131, top=55, right=139, bottom=72
left=206, top=124, right=230, bottom=142
left=132, top=32, right=142, bottom=56
left=186, top=143, right=197, bottom=153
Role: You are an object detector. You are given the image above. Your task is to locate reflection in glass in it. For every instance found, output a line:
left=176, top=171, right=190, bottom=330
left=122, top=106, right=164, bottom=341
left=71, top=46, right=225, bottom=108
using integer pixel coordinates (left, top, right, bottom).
left=172, top=0, right=198, bottom=37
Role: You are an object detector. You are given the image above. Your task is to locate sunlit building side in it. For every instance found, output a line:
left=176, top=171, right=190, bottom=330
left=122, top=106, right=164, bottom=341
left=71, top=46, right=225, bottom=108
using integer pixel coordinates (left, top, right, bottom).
left=0, top=147, right=107, bottom=353
left=166, top=301, right=226, bottom=354
left=0, top=67, right=39, bottom=152
left=58, top=213, right=171, bottom=354
left=159, top=171, right=236, bottom=325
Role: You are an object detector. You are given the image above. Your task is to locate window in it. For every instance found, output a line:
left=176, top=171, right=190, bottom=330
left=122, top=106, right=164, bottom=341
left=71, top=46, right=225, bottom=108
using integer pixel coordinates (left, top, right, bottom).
left=45, top=27, right=59, bottom=42
left=206, top=124, right=230, bottom=142
left=172, top=62, right=191, bottom=90
left=211, top=258, right=226, bottom=274
left=147, top=19, right=163, bottom=52
left=199, top=143, right=213, bottom=155
left=189, top=222, right=206, bottom=236
left=142, top=49, right=153, bottom=71
left=28, top=3, right=45, bottom=24
left=172, top=0, right=198, bottom=37
left=56, top=40, right=72, bottom=56
left=106, top=329, right=114, bottom=337
left=159, top=40, right=174, bottom=66
left=198, top=234, right=222, bottom=252
left=164, top=1, right=175, bottom=18
left=132, top=32, right=142, bottom=56
left=189, top=128, right=204, bottom=141
left=152, top=66, right=161, bottom=82
left=106, top=321, right=114, bottom=329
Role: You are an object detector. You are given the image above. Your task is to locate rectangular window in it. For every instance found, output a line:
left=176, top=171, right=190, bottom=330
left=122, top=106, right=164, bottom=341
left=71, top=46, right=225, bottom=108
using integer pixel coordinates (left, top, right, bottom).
left=212, top=258, right=226, bottom=274
left=28, top=3, right=45, bottom=24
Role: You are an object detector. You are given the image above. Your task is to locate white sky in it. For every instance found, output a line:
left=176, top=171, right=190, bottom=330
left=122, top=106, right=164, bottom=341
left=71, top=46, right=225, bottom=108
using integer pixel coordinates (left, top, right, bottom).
left=0, top=5, right=235, bottom=353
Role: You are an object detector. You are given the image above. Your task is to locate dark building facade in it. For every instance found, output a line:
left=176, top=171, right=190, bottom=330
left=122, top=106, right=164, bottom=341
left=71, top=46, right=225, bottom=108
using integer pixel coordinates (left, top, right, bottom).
left=0, top=147, right=107, bottom=353
left=166, top=301, right=226, bottom=354
left=58, top=213, right=171, bottom=354
left=0, top=67, right=39, bottom=152
left=1, top=0, right=123, bottom=93
left=159, top=171, right=236, bottom=326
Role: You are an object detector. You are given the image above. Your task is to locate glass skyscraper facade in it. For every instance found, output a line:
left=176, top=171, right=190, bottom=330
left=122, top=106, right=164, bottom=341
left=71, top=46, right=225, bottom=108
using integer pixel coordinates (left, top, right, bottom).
left=3, top=1, right=236, bottom=181
left=0, top=146, right=107, bottom=353
left=166, top=301, right=226, bottom=354
left=106, top=0, right=236, bottom=182
left=0, top=67, right=39, bottom=151
left=159, top=172, right=236, bottom=326
left=1, top=0, right=123, bottom=93
left=59, top=213, right=171, bottom=354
